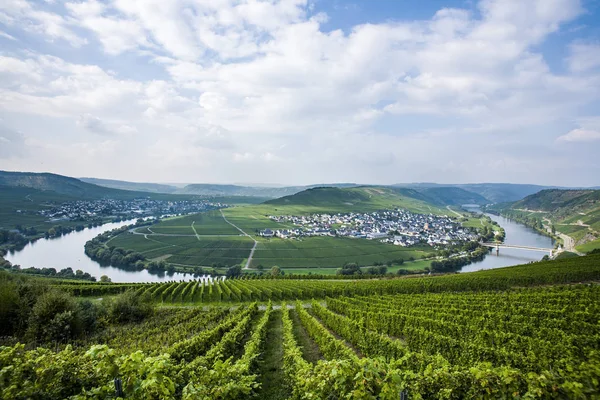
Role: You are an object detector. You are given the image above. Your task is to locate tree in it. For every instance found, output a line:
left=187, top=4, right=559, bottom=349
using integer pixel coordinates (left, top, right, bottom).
left=27, top=290, right=82, bottom=343
left=270, top=266, right=281, bottom=277
left=256, top=264, right=264, bottom=271
left=100, top=275, right=111, bottom=283
left=226, top=265, right=242, bottom=278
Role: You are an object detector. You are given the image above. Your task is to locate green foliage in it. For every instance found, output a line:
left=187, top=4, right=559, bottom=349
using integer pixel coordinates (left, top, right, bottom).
left=26, top=290, right=82, bottom=343
left=105, top=291, right=153, bottom=324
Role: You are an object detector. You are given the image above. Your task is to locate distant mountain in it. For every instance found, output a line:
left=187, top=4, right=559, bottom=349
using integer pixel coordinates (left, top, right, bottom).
left=264, top=186, right=448, bottom=214
left=394, top=182, right=561, bottom=203
left=80, top=177, right=178, bottom=194
left=417, top=187, right=489, bottom=206
left=177, top=183, right=359, bottom=198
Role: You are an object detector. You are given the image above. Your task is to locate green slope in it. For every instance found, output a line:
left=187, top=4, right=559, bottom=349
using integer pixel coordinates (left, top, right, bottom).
left=264, top=186, right=444, bottom=214
left=0, top=170, right=148, bottom=199
left=496, top=189, right=600, bottom=252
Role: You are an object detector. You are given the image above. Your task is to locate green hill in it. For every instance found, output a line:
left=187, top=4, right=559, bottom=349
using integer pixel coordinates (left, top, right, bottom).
left=264, top=186, right=444, bottom=214
left=497, top=189, right=600, bottom=252
left=395, top=182, right=562, bottom=203
left=0, top=171, right=142, bottom=199
left=513, top=189, right=600, bottom=213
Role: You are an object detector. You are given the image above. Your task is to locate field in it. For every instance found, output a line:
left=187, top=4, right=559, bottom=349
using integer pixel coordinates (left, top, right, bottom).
left=112, top=233, right=255, bottom=266
left=110, top=205, right=435, bottom=269
left=2, top=255, right=600, bottom=399
left=577, top=237, right=600, bottom=253
left=250, top=237, right=430, bottom=268
left=148, top=210, right=241, bottom=235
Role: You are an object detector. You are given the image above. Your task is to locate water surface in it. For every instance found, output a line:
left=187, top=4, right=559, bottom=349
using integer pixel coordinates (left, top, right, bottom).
left=6, top=220, right=197, bottom=283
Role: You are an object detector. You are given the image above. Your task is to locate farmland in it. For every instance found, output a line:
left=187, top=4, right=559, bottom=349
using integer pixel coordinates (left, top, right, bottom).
left=1, top=254, right=600, bottom=398
left=110, top=206, right=435, bottom=269
left=107, top=187, right=458, bottom=271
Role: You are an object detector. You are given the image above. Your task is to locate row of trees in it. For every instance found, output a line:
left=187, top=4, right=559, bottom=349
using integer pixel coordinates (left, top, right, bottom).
left=3, top=265, right=97, bottom=281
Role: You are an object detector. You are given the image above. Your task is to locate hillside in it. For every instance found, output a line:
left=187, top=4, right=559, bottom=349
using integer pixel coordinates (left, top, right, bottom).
left=513, top=189, right=600, bottom=212
left=395, top=182, right=564, bottom=203
left=80, top=177, right=178, bottom=194
left=0, top=171, right=143, bottom=199
left=417, top=187, right=489, bottom=206
left=498, top=189, right=600, bottom=252
left=264, top=186, right=445, bottom=214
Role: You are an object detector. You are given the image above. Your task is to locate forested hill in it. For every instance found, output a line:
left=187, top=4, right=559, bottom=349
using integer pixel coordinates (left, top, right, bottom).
left=0, top=171, right=144, bottom=199
left=493, top=189, right=600, bottom=253
left=513, top=189, right=600, bottom=213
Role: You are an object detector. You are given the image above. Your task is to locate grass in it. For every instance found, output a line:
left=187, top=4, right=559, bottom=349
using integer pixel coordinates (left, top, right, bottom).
left=256, top=310, right=291, bottom=400
left=556, top=224, right=590, bottom=242
left=576, top=238, right=600, bottom=254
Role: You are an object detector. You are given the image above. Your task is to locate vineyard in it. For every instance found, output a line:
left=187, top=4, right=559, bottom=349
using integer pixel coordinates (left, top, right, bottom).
left=1, top=255, right=600, bottom=399
left=59, top=253, right=600, bottom=302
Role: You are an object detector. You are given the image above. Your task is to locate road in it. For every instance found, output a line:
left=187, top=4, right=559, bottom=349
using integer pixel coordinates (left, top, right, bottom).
left=220, top=209, right=258, bottom=270
left=541, top=217, right=584, bottom=256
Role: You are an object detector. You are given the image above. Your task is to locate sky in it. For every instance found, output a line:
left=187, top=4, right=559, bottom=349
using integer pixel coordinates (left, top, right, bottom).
left=0, top=0, right=599, bottom=187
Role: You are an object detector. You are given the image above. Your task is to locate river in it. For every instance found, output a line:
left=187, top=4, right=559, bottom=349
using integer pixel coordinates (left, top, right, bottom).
left=459, top=212, right=555, bottom=272
left=5, top=219, right=199, bottom=283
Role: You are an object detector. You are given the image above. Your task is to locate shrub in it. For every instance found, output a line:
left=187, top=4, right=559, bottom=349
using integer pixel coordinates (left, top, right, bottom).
left=106, top=291, right=153, bottom=324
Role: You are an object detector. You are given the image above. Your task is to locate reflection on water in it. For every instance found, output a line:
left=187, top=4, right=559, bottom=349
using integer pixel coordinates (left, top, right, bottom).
left=459, top=211, right=555, bottom=273
left=6, top=220, right=198, bottom=283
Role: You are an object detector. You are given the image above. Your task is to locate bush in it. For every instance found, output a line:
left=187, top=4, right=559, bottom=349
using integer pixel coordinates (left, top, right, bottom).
left=27, top=290, right=82, bottom=343
left=106, top=291, right=153, bottom=324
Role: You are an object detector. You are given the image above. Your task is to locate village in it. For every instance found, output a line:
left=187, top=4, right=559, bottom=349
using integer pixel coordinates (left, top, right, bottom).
left=37, top=198, right=226, bottom=223
left=262, top=209, right=479, bottom=247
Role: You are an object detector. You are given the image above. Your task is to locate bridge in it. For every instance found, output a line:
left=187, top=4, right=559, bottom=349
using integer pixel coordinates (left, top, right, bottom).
left=480, top=242, right=555, bottom=256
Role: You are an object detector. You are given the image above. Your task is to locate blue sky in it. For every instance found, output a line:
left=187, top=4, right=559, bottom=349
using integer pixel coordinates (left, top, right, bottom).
left=0, top=0, right=599, bottom=186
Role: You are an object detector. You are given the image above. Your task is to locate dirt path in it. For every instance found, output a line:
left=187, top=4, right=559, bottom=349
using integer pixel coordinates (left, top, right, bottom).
left=290, top=309, right=323, bottom=363
left=220, top=209, right=258, bottom=269
left=256, top=310, right=290, bottom=400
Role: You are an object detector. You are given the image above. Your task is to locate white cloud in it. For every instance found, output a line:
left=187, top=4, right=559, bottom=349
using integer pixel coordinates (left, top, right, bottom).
left=0, top=0, right=85, bottom=46
left=0, top=0, right=599, bottom=185
left=568, top=42, right=600, bottom=73
left=557, top=128, right=600, bottom=142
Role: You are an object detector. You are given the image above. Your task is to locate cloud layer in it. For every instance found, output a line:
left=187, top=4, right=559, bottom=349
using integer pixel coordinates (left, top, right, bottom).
left=0, top=0, right=599, bottom=186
